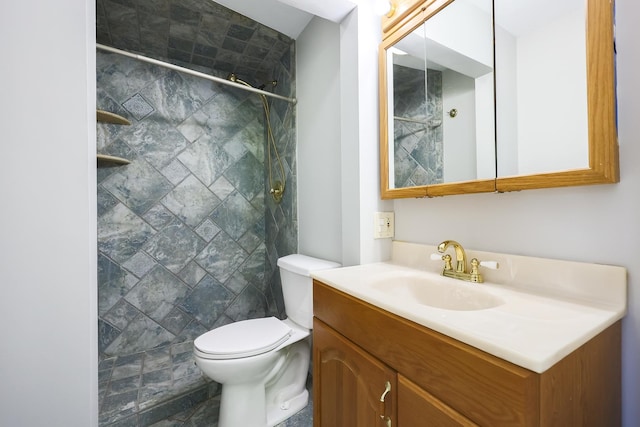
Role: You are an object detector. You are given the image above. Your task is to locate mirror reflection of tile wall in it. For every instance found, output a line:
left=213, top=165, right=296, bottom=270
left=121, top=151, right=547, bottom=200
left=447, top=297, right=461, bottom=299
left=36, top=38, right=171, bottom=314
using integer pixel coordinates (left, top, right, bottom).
left=393, top=65, right=443, bottom=187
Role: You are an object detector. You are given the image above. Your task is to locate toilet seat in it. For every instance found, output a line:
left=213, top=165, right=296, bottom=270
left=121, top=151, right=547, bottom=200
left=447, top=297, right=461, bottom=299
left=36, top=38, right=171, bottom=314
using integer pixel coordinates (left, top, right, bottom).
left=195, top=317, right=293, bottom=360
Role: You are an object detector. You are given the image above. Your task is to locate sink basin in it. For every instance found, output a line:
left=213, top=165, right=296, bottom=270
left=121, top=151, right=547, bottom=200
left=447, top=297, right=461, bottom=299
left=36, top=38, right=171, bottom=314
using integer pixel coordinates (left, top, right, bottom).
left=370, top=273, right=505, bottom=311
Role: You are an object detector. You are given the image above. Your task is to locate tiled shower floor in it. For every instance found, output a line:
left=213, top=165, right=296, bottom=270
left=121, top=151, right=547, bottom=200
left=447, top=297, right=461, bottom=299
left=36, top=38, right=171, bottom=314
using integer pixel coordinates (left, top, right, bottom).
left=99, top=341, right=313, bottom=427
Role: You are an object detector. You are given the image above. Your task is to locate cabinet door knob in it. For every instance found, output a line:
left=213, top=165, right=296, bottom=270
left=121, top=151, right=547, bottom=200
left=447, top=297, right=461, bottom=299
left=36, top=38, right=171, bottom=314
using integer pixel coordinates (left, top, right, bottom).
left=379, top=381, right=392, bottom=425
left=380, top=381, right=392, bottom=402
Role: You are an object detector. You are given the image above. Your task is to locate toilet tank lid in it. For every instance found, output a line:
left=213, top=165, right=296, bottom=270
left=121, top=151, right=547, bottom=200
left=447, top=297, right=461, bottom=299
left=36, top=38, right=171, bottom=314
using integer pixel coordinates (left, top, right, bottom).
left=277, top=254, right=341, bottom=276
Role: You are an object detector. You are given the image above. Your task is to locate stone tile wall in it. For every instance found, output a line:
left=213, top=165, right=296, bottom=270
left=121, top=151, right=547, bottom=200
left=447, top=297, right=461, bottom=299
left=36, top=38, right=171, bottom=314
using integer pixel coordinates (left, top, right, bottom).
left=97, top=46, right=296, bottom=358
left=96, top=0, right=291, bottom=85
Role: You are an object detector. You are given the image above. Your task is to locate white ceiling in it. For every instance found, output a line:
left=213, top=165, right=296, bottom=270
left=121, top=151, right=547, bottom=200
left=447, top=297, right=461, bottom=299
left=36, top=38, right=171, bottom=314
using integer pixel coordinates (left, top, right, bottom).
left=213, top=0, right=585, bottom=40
left=212, top=0, right=359, bottom=39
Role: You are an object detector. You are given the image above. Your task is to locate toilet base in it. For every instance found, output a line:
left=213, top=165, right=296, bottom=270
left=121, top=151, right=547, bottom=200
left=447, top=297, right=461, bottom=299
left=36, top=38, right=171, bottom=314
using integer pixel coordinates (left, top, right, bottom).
left=216, top=375, right=310, bottom=427
left=266, top=388, right=309, bottom=427
left=203, top=331, right=311, bottom=427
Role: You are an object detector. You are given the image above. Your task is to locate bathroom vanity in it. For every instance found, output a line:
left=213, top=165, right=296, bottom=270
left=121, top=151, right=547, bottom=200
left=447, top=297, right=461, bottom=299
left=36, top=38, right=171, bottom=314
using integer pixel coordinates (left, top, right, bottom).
left=311, top=242, right=626, bottom=426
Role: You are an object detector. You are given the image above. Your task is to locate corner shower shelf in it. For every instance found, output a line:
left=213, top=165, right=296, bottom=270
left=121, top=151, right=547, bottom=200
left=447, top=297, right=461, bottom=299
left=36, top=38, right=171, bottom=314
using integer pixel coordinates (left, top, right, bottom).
left=96, top=109, right=132, bottom=167
left=97, top=109, right=132, bottom=125
left=97, top=154, right=131, bottom=166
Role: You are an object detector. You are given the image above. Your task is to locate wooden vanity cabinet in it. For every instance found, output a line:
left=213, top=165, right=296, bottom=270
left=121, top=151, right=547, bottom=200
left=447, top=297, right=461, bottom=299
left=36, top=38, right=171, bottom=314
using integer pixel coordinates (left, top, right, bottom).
left=312, top=280, right=621, bottom=427
left=397, top=375, right=478, bottom=426
left=314, top=319, right=396, bottom=426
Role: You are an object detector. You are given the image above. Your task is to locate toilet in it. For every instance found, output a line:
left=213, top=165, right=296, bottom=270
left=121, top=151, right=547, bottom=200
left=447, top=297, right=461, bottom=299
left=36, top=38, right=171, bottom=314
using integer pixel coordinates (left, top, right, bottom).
left=193, top=254, right=341, bottom=427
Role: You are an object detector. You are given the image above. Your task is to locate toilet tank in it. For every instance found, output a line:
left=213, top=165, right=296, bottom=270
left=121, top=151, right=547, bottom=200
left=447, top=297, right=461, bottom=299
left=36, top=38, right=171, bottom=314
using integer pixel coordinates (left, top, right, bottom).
left=277, top=254, right=341, bottom=329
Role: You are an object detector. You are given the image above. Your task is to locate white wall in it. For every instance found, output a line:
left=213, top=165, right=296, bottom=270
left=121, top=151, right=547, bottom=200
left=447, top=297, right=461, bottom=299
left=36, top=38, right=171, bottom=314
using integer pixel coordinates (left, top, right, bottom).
left=0, top=0, right=98, bottom=426
left=341, top=4, right=394, bottom=265
left=391, top=0, right=640, bottom=425
left=297, top=4, right=392, bottom=267
left=296, top=17, right=343, bottom=263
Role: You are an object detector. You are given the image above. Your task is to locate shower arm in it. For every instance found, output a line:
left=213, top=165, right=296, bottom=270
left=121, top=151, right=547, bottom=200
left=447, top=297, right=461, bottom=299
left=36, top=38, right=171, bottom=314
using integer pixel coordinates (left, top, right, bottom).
left=96, top=44, right=297, bottom=105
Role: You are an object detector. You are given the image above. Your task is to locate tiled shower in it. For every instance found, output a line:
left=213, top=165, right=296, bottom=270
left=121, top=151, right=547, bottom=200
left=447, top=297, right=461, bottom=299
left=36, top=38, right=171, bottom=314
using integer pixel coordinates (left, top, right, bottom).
left=392, top=65, right=444, bottom=187
left=96, top=0, right=298, bottom=424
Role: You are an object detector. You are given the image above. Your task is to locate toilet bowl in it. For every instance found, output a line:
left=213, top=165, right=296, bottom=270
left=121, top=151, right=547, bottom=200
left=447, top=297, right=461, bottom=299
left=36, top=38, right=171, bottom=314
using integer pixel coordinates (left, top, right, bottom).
left=193, top=254, right=340, bottom=427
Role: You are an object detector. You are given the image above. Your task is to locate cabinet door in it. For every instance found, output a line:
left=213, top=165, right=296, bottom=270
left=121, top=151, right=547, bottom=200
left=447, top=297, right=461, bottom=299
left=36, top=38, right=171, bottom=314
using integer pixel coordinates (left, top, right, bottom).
left=398, top=375, right=479, bottom=427
left=313, top=318, right=396, bottom=427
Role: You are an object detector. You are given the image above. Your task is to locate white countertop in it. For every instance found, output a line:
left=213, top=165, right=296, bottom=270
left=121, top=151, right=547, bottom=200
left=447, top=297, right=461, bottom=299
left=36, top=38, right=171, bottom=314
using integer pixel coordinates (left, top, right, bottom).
left=311, top=241, right=627, bottom=373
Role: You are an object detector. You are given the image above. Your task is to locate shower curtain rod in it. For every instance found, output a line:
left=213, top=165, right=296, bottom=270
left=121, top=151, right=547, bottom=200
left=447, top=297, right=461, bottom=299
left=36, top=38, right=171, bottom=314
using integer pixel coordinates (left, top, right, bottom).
left=96, top=44, right=297, bottom=104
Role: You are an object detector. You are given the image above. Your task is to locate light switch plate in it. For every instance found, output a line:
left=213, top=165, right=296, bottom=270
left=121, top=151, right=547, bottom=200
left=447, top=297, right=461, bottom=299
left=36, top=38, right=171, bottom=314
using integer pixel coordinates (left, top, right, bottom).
left=374, top=212, right=395, bottom=239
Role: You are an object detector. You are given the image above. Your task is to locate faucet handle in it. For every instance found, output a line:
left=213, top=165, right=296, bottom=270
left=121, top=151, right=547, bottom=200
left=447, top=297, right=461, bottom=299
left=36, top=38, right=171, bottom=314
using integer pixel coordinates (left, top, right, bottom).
left=479, top=260, right=499, bottom=270
left=432, top=253, right=453, bottom=271
left=469, top=258, right=499, bottom=283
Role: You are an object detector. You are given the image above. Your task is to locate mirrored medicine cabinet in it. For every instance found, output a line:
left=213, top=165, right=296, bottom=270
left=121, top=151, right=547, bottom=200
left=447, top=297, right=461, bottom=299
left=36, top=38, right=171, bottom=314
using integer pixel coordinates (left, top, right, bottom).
left=379, top=0, right=618, bottom=199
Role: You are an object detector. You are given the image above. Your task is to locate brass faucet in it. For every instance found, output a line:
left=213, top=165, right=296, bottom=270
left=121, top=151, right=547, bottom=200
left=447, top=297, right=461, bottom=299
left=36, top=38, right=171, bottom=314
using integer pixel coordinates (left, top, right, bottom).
left=436, top=240, right=487, bottom=283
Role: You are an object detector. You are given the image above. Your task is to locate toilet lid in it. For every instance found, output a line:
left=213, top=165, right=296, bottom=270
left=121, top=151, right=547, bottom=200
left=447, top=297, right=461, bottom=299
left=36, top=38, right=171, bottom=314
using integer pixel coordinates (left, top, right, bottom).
left=194, top=317, right=293, bottom=359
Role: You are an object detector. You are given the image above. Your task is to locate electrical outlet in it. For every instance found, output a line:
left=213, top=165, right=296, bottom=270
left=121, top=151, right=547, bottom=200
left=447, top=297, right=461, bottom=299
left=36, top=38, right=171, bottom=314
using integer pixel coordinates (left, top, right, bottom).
left=373, top=212, right=394, bottom=239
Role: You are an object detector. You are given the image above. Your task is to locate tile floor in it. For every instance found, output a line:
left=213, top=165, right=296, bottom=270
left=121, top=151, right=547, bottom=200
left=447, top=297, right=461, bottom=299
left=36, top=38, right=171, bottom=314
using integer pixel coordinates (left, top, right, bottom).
left=146, top=394, right=312, bottom=427
left=99, top=341, right=312, bottom=427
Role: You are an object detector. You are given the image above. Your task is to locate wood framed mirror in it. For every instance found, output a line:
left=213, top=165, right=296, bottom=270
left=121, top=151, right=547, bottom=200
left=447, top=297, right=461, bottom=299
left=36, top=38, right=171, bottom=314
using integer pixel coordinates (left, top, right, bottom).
left=379, top=0, right=618, bottom=199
